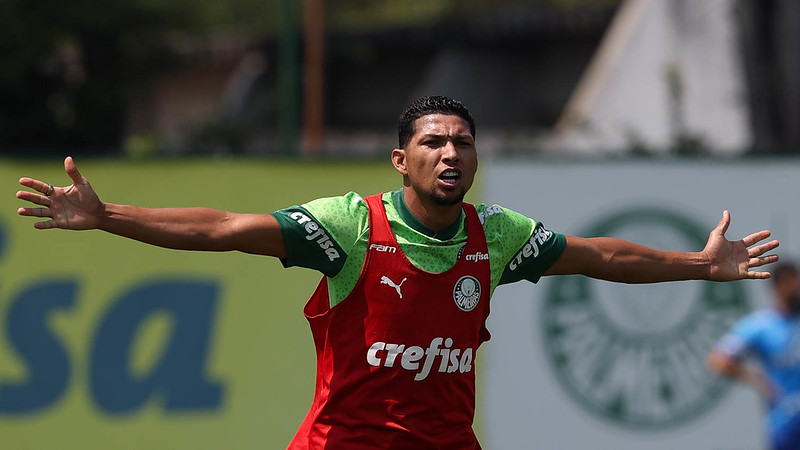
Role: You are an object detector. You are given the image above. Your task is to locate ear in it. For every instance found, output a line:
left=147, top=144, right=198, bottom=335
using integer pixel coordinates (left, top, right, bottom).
left=391, top=148, right=408, bottom=175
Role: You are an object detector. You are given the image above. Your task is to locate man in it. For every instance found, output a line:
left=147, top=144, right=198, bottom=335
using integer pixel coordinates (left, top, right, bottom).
left=708, top=262, right=800, bottom=450
left=17, top=96, right=779, bottom=449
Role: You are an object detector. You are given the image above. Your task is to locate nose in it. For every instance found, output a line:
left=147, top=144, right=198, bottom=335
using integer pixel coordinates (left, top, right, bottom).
left=442, top=140, right=459, bottom=161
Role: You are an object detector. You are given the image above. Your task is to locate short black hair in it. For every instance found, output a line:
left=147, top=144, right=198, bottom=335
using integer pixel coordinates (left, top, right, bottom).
left=397, top=96, right=476, bottom=148
left=773, top=261, right=799, bottom=284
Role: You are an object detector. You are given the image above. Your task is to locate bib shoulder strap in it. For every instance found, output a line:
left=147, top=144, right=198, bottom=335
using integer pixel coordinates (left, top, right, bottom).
left=364, top=193, right=395, bottom=244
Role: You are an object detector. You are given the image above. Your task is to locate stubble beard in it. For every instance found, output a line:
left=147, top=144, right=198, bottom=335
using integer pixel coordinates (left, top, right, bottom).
left=429, top=187, right=466, bottom=206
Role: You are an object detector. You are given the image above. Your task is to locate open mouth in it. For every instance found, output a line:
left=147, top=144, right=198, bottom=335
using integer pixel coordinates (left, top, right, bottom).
left=438, top=170, right=461, bottom=185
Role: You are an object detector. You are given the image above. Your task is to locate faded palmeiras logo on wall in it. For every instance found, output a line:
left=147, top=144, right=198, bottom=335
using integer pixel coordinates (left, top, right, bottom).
left=541, top=208, right=749, bottom=429
left=454, top=275, right=481, bottom=312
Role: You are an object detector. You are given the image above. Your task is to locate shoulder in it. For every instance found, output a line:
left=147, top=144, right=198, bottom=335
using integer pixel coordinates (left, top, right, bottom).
left=730, top=309, right=776, bottom=338
left=473, top=202, right=566, bottom=285
left=271, top=192, right=374, bottom=276
left=741, top=308, right=778, bottom=326
left=716, top=309, right=778, bottom=356
left=474, top=203, right=535, bottom=233
left=302, top=191, right=369, bottom=220
left=272, top=191, right=370, bottom=236
left=475, top=202, right=561, bottom=250
left=282, top=192, right=370, bottom=236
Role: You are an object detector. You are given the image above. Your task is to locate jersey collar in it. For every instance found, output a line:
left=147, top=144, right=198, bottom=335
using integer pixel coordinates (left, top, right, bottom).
left=390, top=190, right=463, bottom=241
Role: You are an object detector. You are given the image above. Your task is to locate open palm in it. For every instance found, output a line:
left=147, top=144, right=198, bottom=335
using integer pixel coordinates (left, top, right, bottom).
left=17, top=156, right=103, bottom=230
left=702, top=210, right=779, bottom=281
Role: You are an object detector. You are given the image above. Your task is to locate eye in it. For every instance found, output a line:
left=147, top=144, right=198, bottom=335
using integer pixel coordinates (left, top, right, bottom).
left=456, top=139, right=474, bottom=148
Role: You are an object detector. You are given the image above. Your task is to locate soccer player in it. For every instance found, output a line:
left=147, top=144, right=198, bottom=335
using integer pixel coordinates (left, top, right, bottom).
left=17, top=96, right=779, bottom=449
left=707, top=261, right=800, bottom=450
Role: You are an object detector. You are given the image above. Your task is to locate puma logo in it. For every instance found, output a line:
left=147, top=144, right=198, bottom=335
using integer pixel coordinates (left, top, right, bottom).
left=380, top=276, right=407, bottom=299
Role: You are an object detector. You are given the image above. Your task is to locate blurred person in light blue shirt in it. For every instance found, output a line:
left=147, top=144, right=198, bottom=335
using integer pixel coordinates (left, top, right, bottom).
left=708, top=261, right=800, bottom=450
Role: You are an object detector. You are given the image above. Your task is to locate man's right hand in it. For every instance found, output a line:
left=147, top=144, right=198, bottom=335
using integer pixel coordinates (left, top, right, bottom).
left=17, top=156, right=103, bottom=230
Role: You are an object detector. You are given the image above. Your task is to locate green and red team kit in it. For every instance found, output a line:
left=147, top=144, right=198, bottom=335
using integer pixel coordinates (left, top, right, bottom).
left=271, top=190, right=565, bottom=448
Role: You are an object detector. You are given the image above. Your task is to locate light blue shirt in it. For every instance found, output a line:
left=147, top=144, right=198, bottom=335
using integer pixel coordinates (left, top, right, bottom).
left=716, top=308, right=800, bottom=444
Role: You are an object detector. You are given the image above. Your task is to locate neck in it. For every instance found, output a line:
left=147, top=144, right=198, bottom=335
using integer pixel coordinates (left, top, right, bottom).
left=401, top=186, right=463, bottom=233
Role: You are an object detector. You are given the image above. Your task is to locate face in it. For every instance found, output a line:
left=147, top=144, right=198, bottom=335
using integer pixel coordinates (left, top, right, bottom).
left=776, top=270, right=800, bottom=312
left=392, top=113, right=477, bottom=207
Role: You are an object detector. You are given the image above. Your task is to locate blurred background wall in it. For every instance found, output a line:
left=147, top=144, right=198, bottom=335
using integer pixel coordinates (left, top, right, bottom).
left=2, top=0, right=800, bottom=449
left=482, top=159, right=800, bottom=450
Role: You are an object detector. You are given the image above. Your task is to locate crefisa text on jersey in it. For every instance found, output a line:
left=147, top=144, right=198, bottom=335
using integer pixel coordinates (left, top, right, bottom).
left=290, top=211, right=340, bottom=261
left=366, top=337, right=474, bottom=381
left=508, top=223, right=551, bottom=271
left=465, top=251, right=489, bottom=262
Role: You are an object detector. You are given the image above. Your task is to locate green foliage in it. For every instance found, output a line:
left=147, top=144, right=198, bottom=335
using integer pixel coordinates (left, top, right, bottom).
left=0, top=0, right=280, bottom=154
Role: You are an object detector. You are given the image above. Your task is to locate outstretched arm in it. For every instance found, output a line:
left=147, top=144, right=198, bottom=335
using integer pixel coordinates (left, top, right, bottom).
left=17, top=156, right=287, bottom=257
left=544, top=210, right=778, bottom=282
left=707, top=350, right=777, bottom=404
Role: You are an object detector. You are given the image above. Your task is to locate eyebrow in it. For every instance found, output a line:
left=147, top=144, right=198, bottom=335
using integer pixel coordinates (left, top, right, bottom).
left=419, top=133, right=474, bottom=141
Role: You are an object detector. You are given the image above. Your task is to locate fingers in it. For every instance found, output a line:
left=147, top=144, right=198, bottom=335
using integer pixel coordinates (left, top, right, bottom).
left=742, top=229, right=773, bottom=247
left=18, top=176, right=56, bottom=229
left=713, top=210, right=731, bottom=235
left=33, top=220, right=57, bottom=230
left=18, top=206, right=52, bottom=217
left=747, top=238, right=780, bottom=257
left=65, top=156, right=84, bottom=185
left=749, top=254, right=780, bottom=269
left=743, top=270, right=773, bottom=280
left=18, top=177, right=54, bottom=196
left=16, top=189, right=51, bottom=206
left=18, top=156, right=82, bottom=199
left=17, top=206, right=57, bottom=229
left=744, top=238, right=780, bottom=279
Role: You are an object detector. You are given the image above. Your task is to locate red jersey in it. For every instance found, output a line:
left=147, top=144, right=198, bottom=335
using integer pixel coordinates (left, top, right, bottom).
left=289, top=194, right=492, bottom=449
